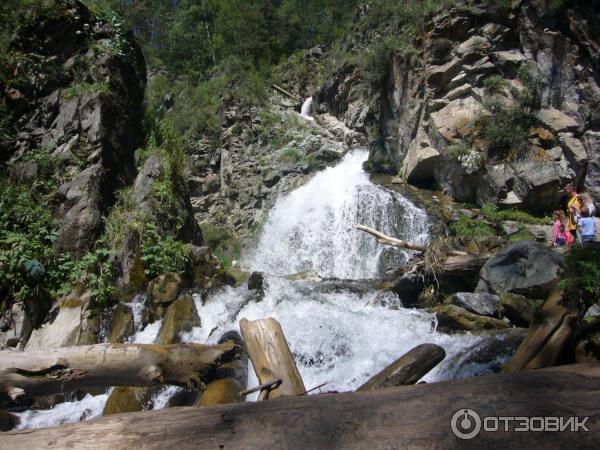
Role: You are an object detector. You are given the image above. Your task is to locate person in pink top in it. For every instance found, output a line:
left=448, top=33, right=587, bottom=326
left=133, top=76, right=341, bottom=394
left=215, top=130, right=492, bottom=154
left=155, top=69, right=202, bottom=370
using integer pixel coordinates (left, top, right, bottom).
left=552, top=210, right=568, bottom=246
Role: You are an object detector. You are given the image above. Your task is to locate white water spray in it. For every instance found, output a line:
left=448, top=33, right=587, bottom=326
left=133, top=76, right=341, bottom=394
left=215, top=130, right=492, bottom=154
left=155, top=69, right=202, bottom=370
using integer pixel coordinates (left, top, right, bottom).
left=300, top=97, right=314, bottom=120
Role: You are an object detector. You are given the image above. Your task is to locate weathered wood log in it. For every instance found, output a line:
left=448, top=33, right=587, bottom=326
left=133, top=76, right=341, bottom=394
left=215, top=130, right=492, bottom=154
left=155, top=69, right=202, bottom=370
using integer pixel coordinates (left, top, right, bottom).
left=357, top=344, right=446, bottom=391
left=270, top=83, right=302, bottom=102
left=195, top=331, right=248, bottom=407
left=503, top=288, right=578, bottom=372
left=239, top=318, right=305, bottom=400
left=353, top=224, right=468, bottom=256
left=4, top=363, right=600, bottom=448
left=0, top=343, right=240, bottom=401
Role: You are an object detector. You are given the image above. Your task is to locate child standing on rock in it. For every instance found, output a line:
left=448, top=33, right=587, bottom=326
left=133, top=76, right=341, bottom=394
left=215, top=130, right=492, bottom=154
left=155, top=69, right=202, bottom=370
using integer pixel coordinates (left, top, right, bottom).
left=577, top=207, right=597, bottom=243
left=552, top=210, right=568, bottom=246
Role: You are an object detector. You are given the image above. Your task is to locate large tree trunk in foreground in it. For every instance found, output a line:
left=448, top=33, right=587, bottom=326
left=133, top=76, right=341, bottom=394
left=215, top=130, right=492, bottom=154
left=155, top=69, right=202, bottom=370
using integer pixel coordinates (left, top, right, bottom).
left=239, top=318, right=305, bottom=400
left=0, top=343, right=240, bottom=401
left=357, top=344, right=445, bottom=391
left=4, top=363, right=600, bottom=449
left=503, top=288, right=578, bottom=372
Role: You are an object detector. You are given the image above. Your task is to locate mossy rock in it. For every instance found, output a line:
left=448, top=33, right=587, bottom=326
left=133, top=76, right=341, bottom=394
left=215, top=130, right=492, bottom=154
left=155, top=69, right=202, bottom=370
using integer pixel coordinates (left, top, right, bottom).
left=156, top=295, right=201, bottom=345
left=107, top=304, right=135, bottom=343
left=147, top=272, right=181, bottom=304
left=102, top=386, right=147, bottom=415
left=429, top=304, right=509, bottom=333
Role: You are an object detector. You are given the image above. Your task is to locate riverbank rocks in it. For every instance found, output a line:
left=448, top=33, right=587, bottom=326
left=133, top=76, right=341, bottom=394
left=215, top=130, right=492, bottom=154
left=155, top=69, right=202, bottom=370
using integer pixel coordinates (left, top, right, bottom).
left=155, top=295, right=200, bottom=345
left=102, top=387, right=148, bottom=416
left=476, top=241, right=563, bottom=299
left=447, top=292, right=500, bottom=317
left=500, top=293, right=544, bottom=327
left=148, top=272, right=182, bottom=304
left=430, top=304, right=509, bottom=333
left=107, top=304, right=135, bottom=344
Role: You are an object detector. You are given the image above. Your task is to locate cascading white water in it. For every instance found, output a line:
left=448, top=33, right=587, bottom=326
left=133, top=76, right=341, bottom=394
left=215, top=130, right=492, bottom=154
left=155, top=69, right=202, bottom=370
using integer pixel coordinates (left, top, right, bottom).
left=247, top=149, right=428, bottom=278
left=183, top=149, right=482, bottom=394
left=300, top=97, right=314, bottom=120
left=15, top=148, right=484, bottom=430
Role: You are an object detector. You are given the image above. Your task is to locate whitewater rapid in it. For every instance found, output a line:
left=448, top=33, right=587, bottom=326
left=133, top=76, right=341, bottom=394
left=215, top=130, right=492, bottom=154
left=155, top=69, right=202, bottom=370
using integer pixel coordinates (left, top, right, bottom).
left=15, top=148, right=483, bottom=429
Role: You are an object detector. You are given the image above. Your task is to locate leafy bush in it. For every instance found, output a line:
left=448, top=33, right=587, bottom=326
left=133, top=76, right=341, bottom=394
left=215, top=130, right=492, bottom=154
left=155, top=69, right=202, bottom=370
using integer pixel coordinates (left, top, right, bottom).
left=483, top=75, right=508, bottom=93
left=560, top=244, right=600, bottom=311
left=200, top=222, right=240, bottom=269
left=480, top=101, right=537, bottom=158
left=450, top=214, right=495, bottom=238
left=517, top=62, right=543, bottom=109
left=139, top=220, right=189, bottom=279
left=430, top=38, right=453, bottom=61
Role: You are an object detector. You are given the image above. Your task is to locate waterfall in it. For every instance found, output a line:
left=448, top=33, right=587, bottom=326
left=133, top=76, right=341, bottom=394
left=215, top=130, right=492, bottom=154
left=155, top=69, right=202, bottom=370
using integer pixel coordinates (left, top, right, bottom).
left=14, top=148, right=485, bottom=430
left=247, top=149, right=428, bottom=278
left=300, top=97, right=314, bottom=120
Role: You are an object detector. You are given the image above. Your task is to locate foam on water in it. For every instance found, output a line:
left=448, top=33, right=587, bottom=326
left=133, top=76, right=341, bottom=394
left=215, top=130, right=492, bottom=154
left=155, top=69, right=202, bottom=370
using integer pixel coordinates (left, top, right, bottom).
left=15, top=394, right=108, bottom=430
left=246, top=149, right=428, bottom=279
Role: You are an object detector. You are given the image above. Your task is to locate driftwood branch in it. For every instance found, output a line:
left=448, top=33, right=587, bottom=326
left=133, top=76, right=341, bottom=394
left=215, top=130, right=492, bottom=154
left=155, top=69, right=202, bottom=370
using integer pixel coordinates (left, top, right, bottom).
left=0, top=343, right=240, bottom=401
left=270, top=83, right=301, bottom=102
left=240, top=318, right=305, bottom=400
left=353, top=224, right=469, bottom=256
left=4, top=363, right=600, bottom=448
left=357, top=344, right=445, bottom=391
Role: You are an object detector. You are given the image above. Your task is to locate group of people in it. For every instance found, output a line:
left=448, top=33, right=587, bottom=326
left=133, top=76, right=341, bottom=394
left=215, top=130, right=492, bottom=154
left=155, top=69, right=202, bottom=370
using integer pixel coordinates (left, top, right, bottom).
left=552, top=184, right=598, bottom=246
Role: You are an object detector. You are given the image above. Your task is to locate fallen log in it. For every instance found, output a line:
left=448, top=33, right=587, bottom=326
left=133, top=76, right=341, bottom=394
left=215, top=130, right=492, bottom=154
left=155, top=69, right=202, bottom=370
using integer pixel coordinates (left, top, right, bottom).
left=239, top=318, right=305, bottom=399
left=4, top=363, right=600, bottom=448
left=353, top=224, right=468, bottom=256
left=503, top=288, right=578, bottom=372
left=195, top=331, right=248, bottom=407
left=0, top=342, right=240, bottom=401
left=357, top=344, right=445, bottom=391
left=270, top=83, right=302, bottom=102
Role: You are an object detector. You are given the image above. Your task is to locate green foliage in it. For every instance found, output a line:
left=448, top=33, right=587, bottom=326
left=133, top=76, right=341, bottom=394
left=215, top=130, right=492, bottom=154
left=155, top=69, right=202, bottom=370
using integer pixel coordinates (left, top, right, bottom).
left=280, top=147, right=303, bottom=163
left=560, top=245, right=600, bottom=310
left=480, top=101, right=537, bottom=159
left=200, top=223, right=240, bottom=269
left=306, top=154, right=320, bottom=172
left=71, top=240, right=116, bottom=306
left=481, top=203, right=551, bottom=225
left=516, top=62, right=543, bottom=109
left=0, top=179, right=63, bottom=301
left=430, top=38, right=453, bottom=61
left=483, top=75, right=508, bottom=93
left=152, top=120, right=188, bottom=213
left=138, top=220, right=189, bottom=279
left=450, top=214, right=495, bottom=238
left=104, top=187, right=134, bottom=252
left=62, top=82, right=109, bottom=99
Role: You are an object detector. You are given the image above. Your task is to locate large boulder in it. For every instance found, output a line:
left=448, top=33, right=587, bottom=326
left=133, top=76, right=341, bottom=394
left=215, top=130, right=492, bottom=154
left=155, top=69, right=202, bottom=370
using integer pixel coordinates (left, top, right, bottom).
left=476, top=241, right=563, bottom=299
left=155, top=295, right=200, bottom=345
left=447, top=292, right=500, bottom=317
left=107, top=304, right=135, bottom=344
left=500, top=293, right=544, bottom=327
left=147, top=272, right=182, bottom=304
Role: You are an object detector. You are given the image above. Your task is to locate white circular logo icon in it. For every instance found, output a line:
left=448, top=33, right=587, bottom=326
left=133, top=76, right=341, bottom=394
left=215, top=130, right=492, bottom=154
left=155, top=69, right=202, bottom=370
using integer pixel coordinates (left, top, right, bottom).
left=451, top=408, right=482, bottom=440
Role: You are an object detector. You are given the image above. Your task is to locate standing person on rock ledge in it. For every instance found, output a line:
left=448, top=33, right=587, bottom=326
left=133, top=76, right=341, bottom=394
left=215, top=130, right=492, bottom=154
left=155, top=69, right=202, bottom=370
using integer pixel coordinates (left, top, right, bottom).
left=565, top=184, right=581, bottom=241
left=577, top=207, right=597, bottom=243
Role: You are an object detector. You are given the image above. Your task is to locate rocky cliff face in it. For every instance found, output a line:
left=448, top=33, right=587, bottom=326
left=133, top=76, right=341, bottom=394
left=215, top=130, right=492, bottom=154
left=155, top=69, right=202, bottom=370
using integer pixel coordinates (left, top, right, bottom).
left=4, top=0, right=146, bottom=256
left=317, top=0, right=600, bottom=212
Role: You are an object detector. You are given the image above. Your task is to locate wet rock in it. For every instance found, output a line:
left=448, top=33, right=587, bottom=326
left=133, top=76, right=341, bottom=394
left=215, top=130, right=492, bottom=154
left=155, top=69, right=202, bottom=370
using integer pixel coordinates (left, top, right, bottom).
left=147, top=272, right=182, bottom=304
left=442, top=328, right=526, bottom=380
left=155, top=295, right=200, bottom=345
left=430, top=304, right=509, bottom=333
left=102, top=386, right=148, bottom=416
left=448, top=292, right=500, bottom=317
left=500, top=293, right=543, bottom=327
left=0, top=303, right=31, bottom=349
left=25, top=291, right=98, bottom=350
left=0, top=410, right=19, bottom=432
left=476, top=241, right=563, bottom=299
left=500, top=221, right=520, bottom=236
left=107, top=304, right=135, bottom=344
left=247, top=272, right=266, bottom=291
left=285, top=270, right=322, bottom=282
